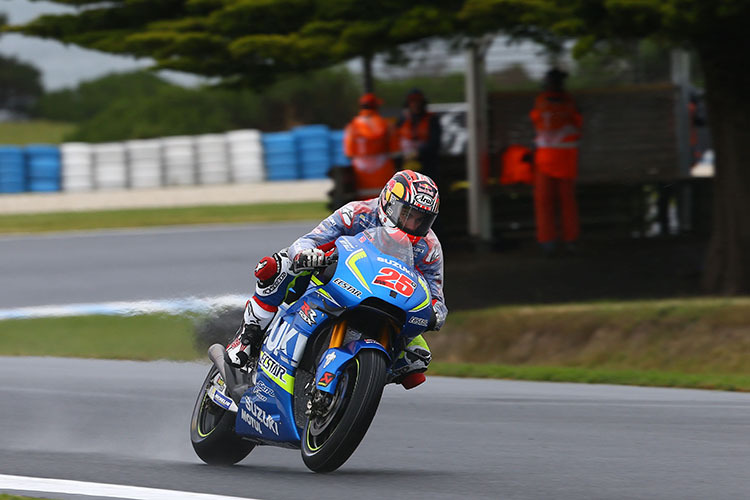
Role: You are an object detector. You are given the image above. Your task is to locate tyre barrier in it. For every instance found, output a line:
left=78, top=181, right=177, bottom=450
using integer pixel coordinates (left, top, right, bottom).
left=226, top=129, right=264, bottom=183
left=262, top=132, right=299, bottom=181
left=329, top=129, right=349, bottom=168
left=294, top=125, right=331, bottom=180
left=2, top=126, right=348, bottom=193
left=196, top=134, right=229, bottom=185
left=93, top=142, right=128, bottom=190
left=0, top=146, right=26, bottom=193
left=61, top=143, right=94, bottom=192
left=26, top=145, right=61, bottom=192
left=126, top=138, right=162, bottom=189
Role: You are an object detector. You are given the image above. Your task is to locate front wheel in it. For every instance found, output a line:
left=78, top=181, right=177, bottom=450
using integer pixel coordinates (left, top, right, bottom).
left=301, top=349, right=387, bottom=473
left=190, top=366, right=255, bottom=465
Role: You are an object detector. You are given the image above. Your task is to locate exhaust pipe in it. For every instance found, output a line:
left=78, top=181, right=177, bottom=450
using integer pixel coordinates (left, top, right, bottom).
left=208, top=344, right=230, bottom=382
left=208, top=343, right=250, bottom=404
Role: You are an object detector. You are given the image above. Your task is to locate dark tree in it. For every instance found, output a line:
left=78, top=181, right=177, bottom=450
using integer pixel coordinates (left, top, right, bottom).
left=0, top=54, right=44, bottom=117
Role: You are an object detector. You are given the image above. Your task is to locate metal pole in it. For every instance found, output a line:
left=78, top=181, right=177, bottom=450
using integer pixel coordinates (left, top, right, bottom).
left=671, top=49, right=693, bottom=232
left=465, top=41, right=492, bottom=242
left=671, top=49, right=692, bottom=177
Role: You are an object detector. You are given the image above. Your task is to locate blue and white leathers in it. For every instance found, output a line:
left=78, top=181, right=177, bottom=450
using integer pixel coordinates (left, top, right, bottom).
left=233, top=228, right=432, bottom=447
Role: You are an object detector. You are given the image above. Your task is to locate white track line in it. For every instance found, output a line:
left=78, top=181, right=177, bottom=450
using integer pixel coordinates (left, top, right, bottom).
left=0, top=474, right=260, bottom=500
left=0, top=294, right=247, bottom=320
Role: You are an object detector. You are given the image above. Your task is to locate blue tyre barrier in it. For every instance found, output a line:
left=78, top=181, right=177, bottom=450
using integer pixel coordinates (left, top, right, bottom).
left=262, top=132, right=300, bottom=181
left=329, top=129, right=349, bottom=167
left=0, top=146, right=26, bottom=193
left=26, top=144, right=61, bottom=192
left=294, top=125, right=331, bottom=179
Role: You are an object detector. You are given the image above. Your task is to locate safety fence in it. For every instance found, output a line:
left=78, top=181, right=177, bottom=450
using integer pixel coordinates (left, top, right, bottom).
left=0, top=125, right=349, bottom=194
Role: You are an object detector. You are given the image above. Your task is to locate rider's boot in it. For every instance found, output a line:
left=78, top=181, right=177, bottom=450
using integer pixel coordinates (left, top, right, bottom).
left=225, top=297, right=275, bottom=368
left=387, top=339, right=432, bottom=389
left=225, top=321, right=263, bottom=369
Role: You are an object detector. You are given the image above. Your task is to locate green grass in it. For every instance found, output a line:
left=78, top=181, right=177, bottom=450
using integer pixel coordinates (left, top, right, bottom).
left=433, top=297, right=750, bottom=375
left=429, top=362, right=750, bottom=392
left=1, top=300, right=749, bottom=391
left=0, top=201, right=329, bottom=234
left=1, top=496, right=54, bottom=500
left=0, top=314, right=201, bottom=360
left=0, top=120, right=75, bottom=145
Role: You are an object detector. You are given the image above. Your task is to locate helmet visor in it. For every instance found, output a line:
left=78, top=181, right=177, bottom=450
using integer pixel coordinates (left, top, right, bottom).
left=386, top=198, right=437, bottom=237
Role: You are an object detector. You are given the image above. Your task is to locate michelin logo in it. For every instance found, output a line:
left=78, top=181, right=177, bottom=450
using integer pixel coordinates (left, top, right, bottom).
left=213, top=390, right=233, bottom=409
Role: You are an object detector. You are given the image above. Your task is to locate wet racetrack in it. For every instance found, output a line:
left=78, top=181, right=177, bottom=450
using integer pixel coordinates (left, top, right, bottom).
left=1, top=357, right=749, bottom=500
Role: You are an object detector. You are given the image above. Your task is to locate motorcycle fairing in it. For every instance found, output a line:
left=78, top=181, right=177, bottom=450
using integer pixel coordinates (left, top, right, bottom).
left=234, top=293, right=333, bottom=444
left=334, top=235, right=433, bottom=346
left=314, top=340, right=389, bottom=395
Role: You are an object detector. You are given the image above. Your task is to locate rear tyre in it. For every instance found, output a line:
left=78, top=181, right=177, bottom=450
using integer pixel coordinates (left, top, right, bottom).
left=301, top=349, right=387, bottom=472
left=190, top=366, right=255, bottom=465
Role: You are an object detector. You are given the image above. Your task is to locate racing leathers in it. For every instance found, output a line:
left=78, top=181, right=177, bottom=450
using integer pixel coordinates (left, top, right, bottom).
left=227, top=198, right=448, bottom=382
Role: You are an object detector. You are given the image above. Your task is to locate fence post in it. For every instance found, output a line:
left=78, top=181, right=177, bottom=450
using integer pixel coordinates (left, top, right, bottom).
left=465, top=39, right=493, bottom=243
left=671, top=49, right=693, bottom=232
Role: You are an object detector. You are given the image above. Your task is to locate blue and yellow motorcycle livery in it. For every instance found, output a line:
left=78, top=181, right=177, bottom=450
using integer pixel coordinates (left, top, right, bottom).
left=190, top=227, right=436, bottom=473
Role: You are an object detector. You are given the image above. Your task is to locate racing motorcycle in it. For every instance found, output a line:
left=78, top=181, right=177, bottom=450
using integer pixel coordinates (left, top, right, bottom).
left=189, top=227, right=436, bottom=473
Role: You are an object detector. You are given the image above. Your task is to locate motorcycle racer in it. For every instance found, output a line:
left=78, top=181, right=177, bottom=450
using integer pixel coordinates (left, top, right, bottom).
left=226, top=170, right=447, bottom=388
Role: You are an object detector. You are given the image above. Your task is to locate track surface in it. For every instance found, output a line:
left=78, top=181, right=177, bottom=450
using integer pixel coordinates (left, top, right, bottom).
left=0, top=357, right=748, bottom=500
left=0, top=222, right=314, bottom=308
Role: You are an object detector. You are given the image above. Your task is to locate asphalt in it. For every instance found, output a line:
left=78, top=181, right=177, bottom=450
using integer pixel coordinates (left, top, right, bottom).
left=0, top=222, right=313, bottom=308
left=0, top=357, right=748, bottom=500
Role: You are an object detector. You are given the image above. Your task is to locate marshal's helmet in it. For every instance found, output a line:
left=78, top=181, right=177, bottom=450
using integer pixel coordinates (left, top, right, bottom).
left=378, top=170, right=440, bottom=243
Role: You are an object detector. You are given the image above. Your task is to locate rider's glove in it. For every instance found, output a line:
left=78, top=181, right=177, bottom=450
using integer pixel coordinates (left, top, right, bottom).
left=431, top=300, right=447, bottom=331
left=292, top=248, right=326, bottom=273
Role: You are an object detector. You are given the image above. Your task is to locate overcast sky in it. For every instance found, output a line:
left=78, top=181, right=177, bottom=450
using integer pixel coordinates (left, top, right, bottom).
left=0, top=0, right=201, bottom=90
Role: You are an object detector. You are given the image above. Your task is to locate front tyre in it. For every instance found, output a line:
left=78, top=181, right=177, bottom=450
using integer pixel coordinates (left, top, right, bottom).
left=190, top=366, right=255, bottom=465
left=302, top=349, right=387, bottom=473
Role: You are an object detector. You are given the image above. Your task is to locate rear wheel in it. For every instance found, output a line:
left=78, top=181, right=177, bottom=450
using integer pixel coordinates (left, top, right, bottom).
left=301, top=349, right=387, bottom=472
left=190, top=366, right=255, bottom=465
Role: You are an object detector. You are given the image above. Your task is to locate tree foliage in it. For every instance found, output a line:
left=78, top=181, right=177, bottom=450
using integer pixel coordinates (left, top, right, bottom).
left=9, top=1, right=467, bottom=87
left=33, top=68, right=361, bottom=142
left=0, top=54, right=44, bottom=117
left=34, top=71, right=171, bottom=123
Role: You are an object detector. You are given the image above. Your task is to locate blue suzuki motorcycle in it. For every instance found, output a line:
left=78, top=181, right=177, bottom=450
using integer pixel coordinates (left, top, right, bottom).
left=190, top=227, right=435, bottom=472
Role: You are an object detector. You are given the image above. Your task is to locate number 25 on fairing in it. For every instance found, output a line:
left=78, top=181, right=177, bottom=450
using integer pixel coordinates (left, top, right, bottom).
left=372, top=267, right=416, bottom=297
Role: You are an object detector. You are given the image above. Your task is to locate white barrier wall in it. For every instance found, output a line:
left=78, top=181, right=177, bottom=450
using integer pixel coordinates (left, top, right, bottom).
left=93, top=142, right=128, bottom=189
left=60, top=143, right=94, bottom=192
left=126, top=139, right=162, bottom=189
left=195, top=134, right=229, bottom=185
left=227, top=129, right=264, bottom=183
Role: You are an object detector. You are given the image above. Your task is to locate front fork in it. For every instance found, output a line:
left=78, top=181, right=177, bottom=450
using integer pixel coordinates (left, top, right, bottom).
left=307, top=320, right=390, bottom=416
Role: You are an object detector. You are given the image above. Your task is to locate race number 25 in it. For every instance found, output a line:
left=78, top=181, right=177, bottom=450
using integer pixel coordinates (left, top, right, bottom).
left=373, top=267, right=416, bottom=297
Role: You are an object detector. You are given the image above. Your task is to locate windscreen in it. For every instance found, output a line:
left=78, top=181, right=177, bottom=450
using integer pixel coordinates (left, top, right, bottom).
left=362, top=227, right=414, bottom=269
